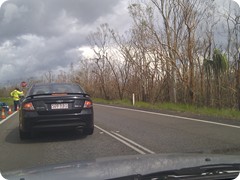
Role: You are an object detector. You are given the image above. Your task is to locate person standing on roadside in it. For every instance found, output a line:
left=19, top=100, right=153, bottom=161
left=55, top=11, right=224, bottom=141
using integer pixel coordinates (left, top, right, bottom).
left=10, top=87, right=24, bottom=111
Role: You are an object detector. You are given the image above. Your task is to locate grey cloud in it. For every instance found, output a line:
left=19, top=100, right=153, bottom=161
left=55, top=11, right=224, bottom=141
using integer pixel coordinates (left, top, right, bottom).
left=0, top=0, right=121, bottom=40
left=0, top=0, right=129, bottom=84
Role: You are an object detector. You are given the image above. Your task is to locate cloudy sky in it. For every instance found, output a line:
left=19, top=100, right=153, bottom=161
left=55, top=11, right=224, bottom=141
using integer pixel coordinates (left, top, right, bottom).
left=233, top=0, right=240, bottom=5
left=0, top=0, right=239, bottom=86
left=0, top=0, right=131, bottom=85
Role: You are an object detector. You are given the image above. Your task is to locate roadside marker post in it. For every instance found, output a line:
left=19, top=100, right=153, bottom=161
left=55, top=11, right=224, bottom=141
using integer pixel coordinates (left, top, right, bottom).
left=132, top=93, right=135, bottom=106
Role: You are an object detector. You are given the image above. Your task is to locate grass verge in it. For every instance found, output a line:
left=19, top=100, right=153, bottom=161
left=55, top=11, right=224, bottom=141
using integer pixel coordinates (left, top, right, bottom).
left=93, top=98, right=240, bottom=120
left=0, top=97, right=13, bottom=107
left=1, top=97, right=239, bottom=120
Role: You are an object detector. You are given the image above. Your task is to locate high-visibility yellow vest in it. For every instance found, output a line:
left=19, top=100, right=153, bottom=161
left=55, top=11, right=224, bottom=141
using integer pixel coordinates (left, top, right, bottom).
left=10, top=90, right=24, bottom=101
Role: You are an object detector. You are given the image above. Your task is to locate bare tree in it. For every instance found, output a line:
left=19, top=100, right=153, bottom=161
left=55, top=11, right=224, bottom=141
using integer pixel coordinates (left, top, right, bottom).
left=71, top=0, right=239, bottom=110
left=44, top=71, right=54, bottom=83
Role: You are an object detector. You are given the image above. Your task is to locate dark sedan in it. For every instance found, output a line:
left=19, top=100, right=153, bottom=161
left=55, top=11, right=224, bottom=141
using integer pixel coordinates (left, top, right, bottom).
left=19, top=83, right=94, bottom=139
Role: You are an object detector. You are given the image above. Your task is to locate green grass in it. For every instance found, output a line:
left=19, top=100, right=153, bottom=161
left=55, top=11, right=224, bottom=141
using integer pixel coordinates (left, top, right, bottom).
left=158, top=103, right=240, bottom=119
left=93, top=98, right=240, bottom=120
left=0, top=97, right=13, bottom=107
left=93, top=98, right=132, bottom=106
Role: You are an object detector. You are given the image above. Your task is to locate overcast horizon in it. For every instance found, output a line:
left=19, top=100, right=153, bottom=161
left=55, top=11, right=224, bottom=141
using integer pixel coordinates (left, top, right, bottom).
left=0, top=0, right=239, bottom=87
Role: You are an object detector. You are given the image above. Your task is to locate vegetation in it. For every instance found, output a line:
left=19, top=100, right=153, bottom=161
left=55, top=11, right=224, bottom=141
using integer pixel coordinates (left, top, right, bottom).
left=0, top=97, right=13, bottom=107
left=70, top=0, right=240, bottom=111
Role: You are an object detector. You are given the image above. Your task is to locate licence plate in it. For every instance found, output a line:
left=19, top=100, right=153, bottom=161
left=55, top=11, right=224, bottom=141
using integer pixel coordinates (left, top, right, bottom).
left=51, top=103, right=68, bottom=109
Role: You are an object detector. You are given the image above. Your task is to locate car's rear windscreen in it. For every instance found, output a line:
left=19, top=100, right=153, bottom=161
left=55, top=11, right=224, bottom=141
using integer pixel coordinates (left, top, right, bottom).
left=30, top=84, right=84, bottom=95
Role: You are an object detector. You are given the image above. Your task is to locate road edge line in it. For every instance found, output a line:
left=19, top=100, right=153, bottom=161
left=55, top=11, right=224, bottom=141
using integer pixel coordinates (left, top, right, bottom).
left=0, top=112, right=17, bottom=125
left=95, top=104, right=240, bottom=129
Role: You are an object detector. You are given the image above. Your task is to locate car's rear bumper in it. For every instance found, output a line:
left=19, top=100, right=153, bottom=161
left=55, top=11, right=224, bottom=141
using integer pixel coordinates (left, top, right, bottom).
left=19, top=109, right=94, bottom=132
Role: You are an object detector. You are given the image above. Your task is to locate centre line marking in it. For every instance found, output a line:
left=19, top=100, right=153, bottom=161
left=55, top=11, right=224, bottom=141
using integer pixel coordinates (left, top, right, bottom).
left=111, top=131, right=155, bottom=154
left=95, top=125, right=155, bottom=155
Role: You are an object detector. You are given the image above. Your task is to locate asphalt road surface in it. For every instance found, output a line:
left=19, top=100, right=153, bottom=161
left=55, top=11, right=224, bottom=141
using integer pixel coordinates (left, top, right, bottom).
left=0, top=104, right=240, bottom=173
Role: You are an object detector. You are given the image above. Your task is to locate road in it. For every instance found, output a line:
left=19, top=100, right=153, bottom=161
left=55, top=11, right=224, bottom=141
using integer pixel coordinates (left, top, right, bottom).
left=0, top=104, right=240, bottom=173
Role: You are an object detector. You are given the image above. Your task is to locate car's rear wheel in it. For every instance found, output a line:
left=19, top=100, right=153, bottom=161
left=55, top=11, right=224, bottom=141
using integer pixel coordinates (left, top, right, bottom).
left=83, top=127, right=94, bottom=135
left=19, top=129, right=31, bottom=140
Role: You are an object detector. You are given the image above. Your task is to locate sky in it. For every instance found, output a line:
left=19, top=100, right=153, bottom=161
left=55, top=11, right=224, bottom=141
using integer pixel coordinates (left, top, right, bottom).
left=234, top=0, right=240, bottom=5
left=0, top=0, right=239, bottom=86
left=0, top=0, right=131, bottom=85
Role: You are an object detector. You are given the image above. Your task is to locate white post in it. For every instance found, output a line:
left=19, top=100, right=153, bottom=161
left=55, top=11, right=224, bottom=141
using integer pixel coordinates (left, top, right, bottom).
left=132, top=93, right=135, bottom=106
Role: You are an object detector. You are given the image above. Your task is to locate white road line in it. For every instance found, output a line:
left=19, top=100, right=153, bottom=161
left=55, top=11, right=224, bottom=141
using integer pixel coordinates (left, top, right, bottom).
left=111, top=131, right=155, bottom=154
left=95, top=104, right=240, bottom=129
left=0, top=112, right=17, bottom=125
left=95, top=125, right=147, bottom=154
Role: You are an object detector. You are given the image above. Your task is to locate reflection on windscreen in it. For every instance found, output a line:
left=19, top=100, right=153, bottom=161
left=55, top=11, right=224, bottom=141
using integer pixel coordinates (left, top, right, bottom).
left=31, top=84, right=83, bottom=95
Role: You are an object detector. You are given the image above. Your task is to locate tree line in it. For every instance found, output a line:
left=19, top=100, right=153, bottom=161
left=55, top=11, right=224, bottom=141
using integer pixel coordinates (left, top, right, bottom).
left=72, top=0, right=240, bottom=109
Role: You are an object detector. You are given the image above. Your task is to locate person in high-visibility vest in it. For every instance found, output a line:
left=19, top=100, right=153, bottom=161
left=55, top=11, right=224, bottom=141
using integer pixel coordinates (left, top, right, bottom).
left=10, top=88, right=24, bottom=111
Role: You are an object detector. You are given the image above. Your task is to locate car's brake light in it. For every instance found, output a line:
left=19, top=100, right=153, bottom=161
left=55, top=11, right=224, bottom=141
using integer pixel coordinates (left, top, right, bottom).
left=84, top=100, right=92, bottom=108
left=23, top=102, right=35, bottom=110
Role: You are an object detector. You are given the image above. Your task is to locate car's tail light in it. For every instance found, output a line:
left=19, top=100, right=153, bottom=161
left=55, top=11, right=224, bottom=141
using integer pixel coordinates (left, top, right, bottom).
left=23, top=102, right=35, bottom=111
left=84, top=100, right=92, bottom=108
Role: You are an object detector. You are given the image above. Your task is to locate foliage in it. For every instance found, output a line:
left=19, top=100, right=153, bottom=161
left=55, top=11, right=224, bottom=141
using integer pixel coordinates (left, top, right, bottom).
left=75, top=0, right=239, bottom=110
